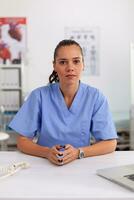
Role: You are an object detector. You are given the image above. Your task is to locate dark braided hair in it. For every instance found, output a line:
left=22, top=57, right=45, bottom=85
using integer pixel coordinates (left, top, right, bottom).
left=49, top=39, right=83, bottom=84
left=49, top=70, right=59, bottom=83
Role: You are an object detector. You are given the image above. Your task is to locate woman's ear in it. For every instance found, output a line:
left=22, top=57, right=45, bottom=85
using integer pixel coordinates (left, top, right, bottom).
left=82, top=63, right=85, bottom=71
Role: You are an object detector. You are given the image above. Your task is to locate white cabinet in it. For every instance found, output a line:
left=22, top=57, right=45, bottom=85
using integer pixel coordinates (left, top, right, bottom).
left=0, top=65, right=22, bottom=146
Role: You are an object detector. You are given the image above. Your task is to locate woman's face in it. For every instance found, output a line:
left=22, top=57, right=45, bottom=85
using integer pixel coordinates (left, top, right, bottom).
left=53, top=45, right=84, bottom=86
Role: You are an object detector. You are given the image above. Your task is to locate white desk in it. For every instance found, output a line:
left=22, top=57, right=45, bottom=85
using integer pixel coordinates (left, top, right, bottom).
left=0, top=151, right=134, bottom=200
left=130, top=118, right=134, bottom=150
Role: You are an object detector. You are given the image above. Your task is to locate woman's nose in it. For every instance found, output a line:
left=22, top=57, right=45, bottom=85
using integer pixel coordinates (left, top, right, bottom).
left=66, top=62, right=74, bottom=71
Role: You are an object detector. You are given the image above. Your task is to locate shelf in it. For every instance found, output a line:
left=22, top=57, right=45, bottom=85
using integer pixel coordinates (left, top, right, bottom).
left=0, top=64, right=22, bottom=69
left=1, top=88, right=22, bottom=91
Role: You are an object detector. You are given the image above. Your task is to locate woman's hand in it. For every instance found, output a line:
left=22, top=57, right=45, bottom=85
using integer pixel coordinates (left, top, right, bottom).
left=47, top=144, right=79, bottom=166
left=47, top=145, right=65, bottom=166
left=62, top=144, right=79, bottom=165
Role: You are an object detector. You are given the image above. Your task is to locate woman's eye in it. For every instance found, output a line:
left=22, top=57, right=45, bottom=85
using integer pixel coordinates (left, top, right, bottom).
left=73, top=60, right=80, bottom=64
left=59, top=60, right=66, bottom=65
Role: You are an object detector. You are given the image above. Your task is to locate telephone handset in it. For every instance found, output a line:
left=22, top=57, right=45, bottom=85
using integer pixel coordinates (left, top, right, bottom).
left=0, top=161, right=30, bottom=179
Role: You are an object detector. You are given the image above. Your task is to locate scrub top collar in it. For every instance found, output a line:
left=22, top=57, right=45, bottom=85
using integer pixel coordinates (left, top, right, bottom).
left=55, top=81, right=83, bottom=114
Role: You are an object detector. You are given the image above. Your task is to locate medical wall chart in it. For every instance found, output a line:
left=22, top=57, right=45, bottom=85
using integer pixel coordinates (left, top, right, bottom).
left=0, top=17, right=27, bottom=65
left=64, top=27, right=100, bottom=76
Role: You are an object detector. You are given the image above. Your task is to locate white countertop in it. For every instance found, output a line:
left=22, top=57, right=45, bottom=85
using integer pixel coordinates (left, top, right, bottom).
left=0, top=151, right=134, bottom=200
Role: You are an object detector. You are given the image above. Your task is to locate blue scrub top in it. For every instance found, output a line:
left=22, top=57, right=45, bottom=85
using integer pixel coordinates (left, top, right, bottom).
left=9, top=82, right=117, bottom=148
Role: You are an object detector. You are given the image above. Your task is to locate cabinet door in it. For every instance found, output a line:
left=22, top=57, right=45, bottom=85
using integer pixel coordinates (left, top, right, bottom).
left=0, top=90, right=21, bottom=111
left=0, top=67, right=21, bottom=89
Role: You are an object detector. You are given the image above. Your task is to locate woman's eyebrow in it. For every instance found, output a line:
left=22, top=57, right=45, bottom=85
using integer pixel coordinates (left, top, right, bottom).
left=57, top=58, right=68, bottom=61
left=72, top=57, right=81, bottom=60
left=57, top=57, right=81, bottom=61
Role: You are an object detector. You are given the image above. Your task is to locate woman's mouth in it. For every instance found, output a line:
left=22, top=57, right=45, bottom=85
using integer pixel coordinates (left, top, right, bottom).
left=66, top=74, right=76, bottom=78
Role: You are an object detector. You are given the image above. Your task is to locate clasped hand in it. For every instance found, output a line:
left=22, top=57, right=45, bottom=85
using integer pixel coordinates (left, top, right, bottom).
left=47, top=144, right=79, bottom=166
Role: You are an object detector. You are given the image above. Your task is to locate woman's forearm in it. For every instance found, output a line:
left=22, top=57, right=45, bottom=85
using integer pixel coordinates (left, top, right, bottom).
left=83, top=139, right=117, bottom=158
left=17, top=136, right=117, bottom=160
left=17, top=135, right=49, bottom=158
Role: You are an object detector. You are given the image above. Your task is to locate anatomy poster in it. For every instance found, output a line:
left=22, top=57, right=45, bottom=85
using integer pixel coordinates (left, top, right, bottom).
left=64, top=27, right=100, bottom=76
left=0, top=17, right=27, bottom=65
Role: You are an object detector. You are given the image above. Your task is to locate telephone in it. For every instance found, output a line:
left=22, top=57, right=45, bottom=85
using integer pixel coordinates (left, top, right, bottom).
left=0, top=161, right=30, bottom=179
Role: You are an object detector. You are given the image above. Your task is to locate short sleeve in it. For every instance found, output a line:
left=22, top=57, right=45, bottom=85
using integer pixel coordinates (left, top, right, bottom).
left=8, top=90, right=41, bottom=138
left=91, top=91, right=118, bottom=141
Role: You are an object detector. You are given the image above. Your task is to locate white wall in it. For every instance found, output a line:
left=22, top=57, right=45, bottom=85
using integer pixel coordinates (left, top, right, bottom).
left=0, top=0, right=134, bottom=115
left=131, top=43, right=134, bottom=105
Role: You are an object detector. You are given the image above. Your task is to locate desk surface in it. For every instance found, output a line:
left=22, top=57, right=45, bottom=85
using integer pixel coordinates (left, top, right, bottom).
left=0, top=151, right=134, bottom=200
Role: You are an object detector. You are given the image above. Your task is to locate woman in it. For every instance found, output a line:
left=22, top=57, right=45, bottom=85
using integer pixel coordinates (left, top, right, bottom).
left=9, top=39, right=117, bottom=166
